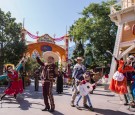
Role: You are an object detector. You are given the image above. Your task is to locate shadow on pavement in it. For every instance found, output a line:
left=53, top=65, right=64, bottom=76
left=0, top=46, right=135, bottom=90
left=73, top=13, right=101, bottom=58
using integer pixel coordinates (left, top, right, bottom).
left=53, top=91, right=72, bottom=96
left=17, top=98, right=44, bottom=110
left=94, top=89, right=111, bottom=93
left=94, top=108, right=134, bottom=115
left=18, top=99, right=31, bottom=110
left=92, top=93, right=115, bottom=97
left=49, top=110, right=64, bottom=115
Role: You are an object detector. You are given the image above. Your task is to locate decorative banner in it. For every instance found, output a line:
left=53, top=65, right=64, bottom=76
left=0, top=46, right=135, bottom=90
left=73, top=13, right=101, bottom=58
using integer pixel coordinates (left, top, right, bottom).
left=53, top=36, right=65, bottom=42
left=25, top=30, right=65, bottom=42
left=27, top=31, right=39, bottom=39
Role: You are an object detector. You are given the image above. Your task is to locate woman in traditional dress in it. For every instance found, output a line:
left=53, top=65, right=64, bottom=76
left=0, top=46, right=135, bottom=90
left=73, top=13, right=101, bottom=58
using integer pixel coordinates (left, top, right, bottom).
left=56, top=71, right=63, bottom=94
left=0, top=57, right=26, bottom=100
left=109, top=56, right=134, bottom=94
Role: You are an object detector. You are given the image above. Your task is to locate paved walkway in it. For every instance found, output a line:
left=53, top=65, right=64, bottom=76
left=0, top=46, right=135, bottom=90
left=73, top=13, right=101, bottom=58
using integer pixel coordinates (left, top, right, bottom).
left=0, top=80, right=135, bottom=115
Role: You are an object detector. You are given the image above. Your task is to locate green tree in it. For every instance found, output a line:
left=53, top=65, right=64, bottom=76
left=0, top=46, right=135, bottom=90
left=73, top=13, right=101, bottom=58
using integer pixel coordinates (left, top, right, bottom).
left=25, top=58, right=39, bottom=74
left=0, top=9, right=27, bottom=74
left=69, top=0, right=117, bottom=67
left=71, top=41, right=84, bottom=63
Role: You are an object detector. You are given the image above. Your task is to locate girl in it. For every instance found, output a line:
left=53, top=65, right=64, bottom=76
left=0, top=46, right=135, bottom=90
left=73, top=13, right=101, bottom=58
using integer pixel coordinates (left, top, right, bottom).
left=76, top=71, right=95, bottom=111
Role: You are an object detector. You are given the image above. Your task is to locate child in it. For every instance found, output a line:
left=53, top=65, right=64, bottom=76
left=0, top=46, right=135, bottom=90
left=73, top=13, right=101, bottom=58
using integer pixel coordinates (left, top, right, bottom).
left=76, top=71, right=95, bottom=111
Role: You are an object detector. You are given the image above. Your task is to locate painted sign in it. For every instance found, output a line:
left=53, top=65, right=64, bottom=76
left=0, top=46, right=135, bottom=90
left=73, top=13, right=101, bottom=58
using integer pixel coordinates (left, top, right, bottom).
left=37, top=34, right=55, bottom=44
left=41, top=45, right=52, bottom=52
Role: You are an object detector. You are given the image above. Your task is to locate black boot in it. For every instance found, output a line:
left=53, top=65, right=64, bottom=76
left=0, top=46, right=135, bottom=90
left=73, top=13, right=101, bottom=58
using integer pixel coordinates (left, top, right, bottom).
left=0, top=94, right=6, bottom=101
left=49, top=104, right=55, bottom=112
left=42, top=106, right=50, bottom=111
left=49, top=108, right=54, bottom=112
left=14, top=94, right=17, bottom=99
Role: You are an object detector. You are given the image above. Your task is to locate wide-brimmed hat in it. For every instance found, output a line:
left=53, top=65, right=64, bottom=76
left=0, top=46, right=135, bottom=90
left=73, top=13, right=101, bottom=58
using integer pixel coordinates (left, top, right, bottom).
left=43, top=51, right=59, bottom=62
left=74, top=57, right=84, bottom=62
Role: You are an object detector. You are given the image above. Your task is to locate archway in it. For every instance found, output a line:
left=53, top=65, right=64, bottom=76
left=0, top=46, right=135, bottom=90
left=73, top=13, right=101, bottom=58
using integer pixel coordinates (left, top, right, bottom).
left=26, top=42, right=66, bottom=67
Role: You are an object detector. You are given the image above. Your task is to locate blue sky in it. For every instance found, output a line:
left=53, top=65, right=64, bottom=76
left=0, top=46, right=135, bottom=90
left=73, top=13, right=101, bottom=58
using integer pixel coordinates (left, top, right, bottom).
left=0, top=0, right=107, bottom=46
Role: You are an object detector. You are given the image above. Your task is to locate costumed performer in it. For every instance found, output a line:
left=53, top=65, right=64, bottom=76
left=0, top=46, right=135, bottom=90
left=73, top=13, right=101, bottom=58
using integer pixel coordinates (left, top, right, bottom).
left=76, top=71, right=95, bottom=111
left=35, top=51, right=58, bottom=112
left=109, top=55, right=134, bottom=97
left=0, top=57, right=27, bottom=101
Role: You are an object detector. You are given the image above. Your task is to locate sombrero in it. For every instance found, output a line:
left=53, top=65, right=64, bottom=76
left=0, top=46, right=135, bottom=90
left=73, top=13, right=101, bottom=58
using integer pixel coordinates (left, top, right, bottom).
left=4, top=64, right=15, bottom=69
left=74, top=57, right=84, bottom=62
left=43, top=51, right=59, bottom=62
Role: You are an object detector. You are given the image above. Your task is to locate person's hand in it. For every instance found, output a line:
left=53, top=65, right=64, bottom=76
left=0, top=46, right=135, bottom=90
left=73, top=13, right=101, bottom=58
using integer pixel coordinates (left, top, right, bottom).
left=34, top=51, right=38, bottom=57
left=41, top=80, right=44, bottom=85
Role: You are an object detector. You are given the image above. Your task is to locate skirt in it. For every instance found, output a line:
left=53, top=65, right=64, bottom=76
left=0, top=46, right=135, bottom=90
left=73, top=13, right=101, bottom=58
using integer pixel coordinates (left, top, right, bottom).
left=4, top=79, right=23, bottom=95
left=109, top=76, right=127, bottom=95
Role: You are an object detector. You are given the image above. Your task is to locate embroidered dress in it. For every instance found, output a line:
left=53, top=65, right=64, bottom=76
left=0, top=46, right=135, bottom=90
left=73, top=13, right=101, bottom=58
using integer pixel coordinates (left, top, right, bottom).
left=4, top=71, right=23, bottom=95
left=109, top=60, right=134, bottom=94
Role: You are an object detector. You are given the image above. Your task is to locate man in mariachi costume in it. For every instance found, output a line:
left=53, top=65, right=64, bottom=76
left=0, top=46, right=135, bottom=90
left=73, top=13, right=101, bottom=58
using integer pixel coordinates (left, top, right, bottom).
left=35, top=52, right=58, bottom=112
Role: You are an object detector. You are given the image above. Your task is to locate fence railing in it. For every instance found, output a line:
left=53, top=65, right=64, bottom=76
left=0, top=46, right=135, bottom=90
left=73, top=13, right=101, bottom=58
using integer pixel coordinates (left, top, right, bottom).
left=110, top=0, right=135, bottom=14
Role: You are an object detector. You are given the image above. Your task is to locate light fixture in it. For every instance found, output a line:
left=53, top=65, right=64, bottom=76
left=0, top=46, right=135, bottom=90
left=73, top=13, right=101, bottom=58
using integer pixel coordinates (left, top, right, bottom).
left=124, top=22, right=130, bottom=31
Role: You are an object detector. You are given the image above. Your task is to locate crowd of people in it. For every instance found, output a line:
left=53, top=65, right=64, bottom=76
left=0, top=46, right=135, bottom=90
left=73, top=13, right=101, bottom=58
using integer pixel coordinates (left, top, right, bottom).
left=1, top=51, right=135, bottom=113
left=0, top=52, right=101, bottom=113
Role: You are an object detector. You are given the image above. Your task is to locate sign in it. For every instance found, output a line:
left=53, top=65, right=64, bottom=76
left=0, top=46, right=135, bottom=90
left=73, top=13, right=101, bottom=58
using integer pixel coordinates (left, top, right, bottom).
left=37, top=34, right=55, bottom=44
left=41, top=45, right=52, bottom=52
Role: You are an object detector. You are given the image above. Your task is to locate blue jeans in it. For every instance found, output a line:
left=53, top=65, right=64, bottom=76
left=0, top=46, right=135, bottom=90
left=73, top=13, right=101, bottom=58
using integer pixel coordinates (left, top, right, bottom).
left=76, top=94, right=92, bottom=107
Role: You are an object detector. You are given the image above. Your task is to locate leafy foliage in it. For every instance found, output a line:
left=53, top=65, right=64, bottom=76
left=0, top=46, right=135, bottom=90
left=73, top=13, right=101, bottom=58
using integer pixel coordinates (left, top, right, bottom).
left=69, top=0, right=117, bottom=67
left=25, top=58, right=39, bottom=73
left=0, top=9, right=27, bottom=73
left=71, top=41, right=84, bottom=63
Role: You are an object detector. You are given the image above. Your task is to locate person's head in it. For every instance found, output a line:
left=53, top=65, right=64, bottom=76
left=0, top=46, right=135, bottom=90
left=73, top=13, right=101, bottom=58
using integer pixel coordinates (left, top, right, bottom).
left=47, top=56, right=54, bottom=64
left=7, top=65, right=13, bottom=73
left=127, top=55, right=135, bottom=64
left=83, top=71, right=91, bottom=81
left=75, top=57, right=84, bottom=64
